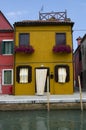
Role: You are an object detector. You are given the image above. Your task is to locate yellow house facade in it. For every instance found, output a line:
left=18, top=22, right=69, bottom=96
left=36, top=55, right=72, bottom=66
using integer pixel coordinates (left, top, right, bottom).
left=14, top=12, right=74, bottom=95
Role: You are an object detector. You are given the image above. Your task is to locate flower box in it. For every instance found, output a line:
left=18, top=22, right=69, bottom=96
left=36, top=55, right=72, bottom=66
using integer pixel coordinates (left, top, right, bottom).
left=52, top=45, right=72, bottom=54
left=15, top=45, right=35, bottom=54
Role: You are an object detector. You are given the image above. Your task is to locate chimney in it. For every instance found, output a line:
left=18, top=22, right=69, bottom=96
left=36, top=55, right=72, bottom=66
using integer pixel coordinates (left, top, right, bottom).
left=76, top=36, right=82, bottom=46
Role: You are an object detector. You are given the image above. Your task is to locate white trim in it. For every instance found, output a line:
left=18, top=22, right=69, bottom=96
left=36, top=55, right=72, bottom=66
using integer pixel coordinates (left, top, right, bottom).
left=2, top=40, right=13, bottom=55
left=2, top=69, right=13, bottom=85
left=2, top=54, right=13, bottom=56
left=2, top=39, right=13, bottom=42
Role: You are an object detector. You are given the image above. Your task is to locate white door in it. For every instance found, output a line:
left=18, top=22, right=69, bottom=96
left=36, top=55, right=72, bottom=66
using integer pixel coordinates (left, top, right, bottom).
left=36, top=68, right=48, bottom=95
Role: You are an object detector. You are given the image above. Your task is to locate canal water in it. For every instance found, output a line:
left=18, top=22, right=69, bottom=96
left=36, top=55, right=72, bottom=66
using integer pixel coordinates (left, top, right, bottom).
left=0, top=109, right=85, bottom=130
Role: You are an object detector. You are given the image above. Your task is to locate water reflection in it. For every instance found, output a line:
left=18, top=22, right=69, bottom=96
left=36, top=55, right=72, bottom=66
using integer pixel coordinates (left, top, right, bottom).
left=0, top=110, right=85, bottom=130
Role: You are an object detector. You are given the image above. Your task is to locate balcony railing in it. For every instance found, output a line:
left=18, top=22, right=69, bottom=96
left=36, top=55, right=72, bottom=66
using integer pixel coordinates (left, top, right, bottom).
left=39, top=10, right=68, bottom=21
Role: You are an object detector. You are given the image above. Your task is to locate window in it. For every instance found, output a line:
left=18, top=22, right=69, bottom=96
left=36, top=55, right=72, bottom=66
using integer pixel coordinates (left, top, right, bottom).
left=16, top=66, right=32, bottom=83
left=56, top=33, right=66, bottom=45
left=2, top=69, right=13, bottom=85
left=54, top=65, right=70, bottom=83
left=58, top=68, right=67, bottom=83
left=2, top=40, right=14, bottom=55
left=20, top=68, right=28, bottom=83
left=19, top=33, right=30, bottom=46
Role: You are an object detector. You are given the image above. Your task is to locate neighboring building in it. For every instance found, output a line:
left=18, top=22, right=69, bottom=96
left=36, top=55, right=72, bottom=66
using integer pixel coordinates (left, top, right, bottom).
left=74, top=36, right=82, bottom=89
left=0, top=11, right=14, bottom=94
left=14, top=11, right=74, bottom=95
left=81, top=34, right=86, bottom=90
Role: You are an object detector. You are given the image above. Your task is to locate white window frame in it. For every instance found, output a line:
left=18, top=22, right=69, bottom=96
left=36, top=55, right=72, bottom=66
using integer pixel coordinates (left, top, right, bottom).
left=2, top=39, right=13, bottom=42
left=2, top=39, right=14, bottom=55
left=2, top=69, right=13, bottom=85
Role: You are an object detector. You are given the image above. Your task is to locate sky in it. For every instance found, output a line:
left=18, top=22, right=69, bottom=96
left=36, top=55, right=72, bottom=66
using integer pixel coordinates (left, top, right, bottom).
left=0, top=0, right=86, bottom=51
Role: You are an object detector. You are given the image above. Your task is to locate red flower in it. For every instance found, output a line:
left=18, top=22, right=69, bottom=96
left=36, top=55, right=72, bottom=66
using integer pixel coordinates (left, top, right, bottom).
left=52, top=45, right=72, bottom=53
left=15, top=45, right=35, bottom=54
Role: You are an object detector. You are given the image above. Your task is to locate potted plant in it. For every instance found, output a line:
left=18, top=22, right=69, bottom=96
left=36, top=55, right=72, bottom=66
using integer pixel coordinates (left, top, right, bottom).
left=52, top=44, right=72, bottom=54
left=15, top=45, right=35, bottom=54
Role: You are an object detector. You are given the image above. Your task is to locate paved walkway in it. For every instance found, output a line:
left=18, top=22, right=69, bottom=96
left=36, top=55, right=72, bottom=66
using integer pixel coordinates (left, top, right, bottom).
left=0, top=92, right=86, bottom=104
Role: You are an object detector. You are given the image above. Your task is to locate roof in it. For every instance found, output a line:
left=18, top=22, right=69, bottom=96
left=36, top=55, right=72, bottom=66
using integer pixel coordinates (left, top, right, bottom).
left=14, top=19, right=74, bottom=27
left=81, top=34, right=86, bottom=43
left=0, top=11, right=13, bottom=31
left=73, top=45, right=81, bottom=55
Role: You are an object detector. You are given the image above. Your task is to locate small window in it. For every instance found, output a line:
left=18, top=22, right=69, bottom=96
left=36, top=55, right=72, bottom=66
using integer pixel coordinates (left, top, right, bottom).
left=20, top=68, right=28, bottom=83
left=56, top=33, right=66, bottom=45
left=19, top=33, right=30, bottom=46
left=16, top=66, right=32, bottom=83
left=2, top=40, right=14, bottom=55
left=58, top=68, right=67, bottom=83
left=54, top=65, right=70, bottom=83
left=2, top=69, right=13, bottom=85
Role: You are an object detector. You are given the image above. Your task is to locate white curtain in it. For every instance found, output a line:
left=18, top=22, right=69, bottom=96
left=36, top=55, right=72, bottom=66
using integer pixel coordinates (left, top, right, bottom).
left=36, top=69, right=47, bottom=95
left=20, top=68, right=28, bottom=83
left=58, top=68, right=67, bottom=83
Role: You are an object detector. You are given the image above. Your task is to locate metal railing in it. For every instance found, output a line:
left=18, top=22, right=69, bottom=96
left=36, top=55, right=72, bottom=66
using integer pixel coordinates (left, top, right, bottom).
left=39, top=10, right=67, bottom=21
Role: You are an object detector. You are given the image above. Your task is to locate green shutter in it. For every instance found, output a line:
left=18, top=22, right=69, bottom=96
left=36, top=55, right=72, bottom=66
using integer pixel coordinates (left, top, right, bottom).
left=2, top=42, right=5, bottom=54
left=0, top=43, right=2, bottom=54
left=4, top=70, right=12, bottom=84
left=11, top=41, right=14, bottom=54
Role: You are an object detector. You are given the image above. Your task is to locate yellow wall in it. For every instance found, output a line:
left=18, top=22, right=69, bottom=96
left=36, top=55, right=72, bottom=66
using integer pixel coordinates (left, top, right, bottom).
left=14, top=25, right=74, bottom=95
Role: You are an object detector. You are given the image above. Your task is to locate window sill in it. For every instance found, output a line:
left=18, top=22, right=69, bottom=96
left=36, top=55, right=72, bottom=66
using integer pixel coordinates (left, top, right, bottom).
left=2, top=54, right=13, bottom=56
left=2, top=84, right=13, bottom=86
